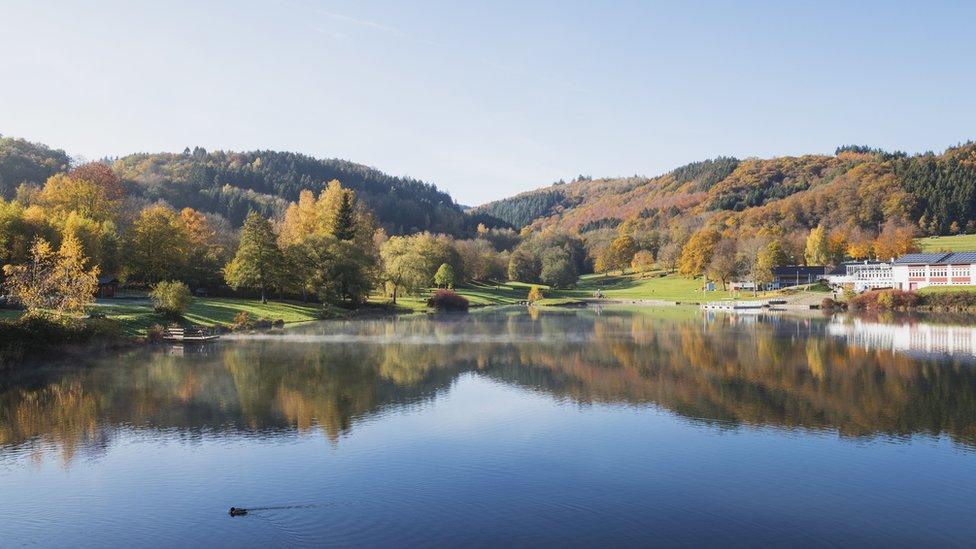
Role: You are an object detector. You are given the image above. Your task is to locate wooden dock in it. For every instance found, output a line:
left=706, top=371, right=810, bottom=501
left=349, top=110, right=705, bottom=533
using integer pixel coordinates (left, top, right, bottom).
left=701, top=300, right=765, bottom=312
left=163, top=326, right=220, bottom=343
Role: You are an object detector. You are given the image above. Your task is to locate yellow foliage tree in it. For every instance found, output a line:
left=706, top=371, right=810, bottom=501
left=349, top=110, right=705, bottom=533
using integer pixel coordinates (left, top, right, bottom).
left=631, top=250, right=655, bottom=273
left=2, top=234, right=99, bottom=315
left=804, top=224, right=830, bottom=266
left=679, top=228, right=720, bottom=278
left=39, top=165, right=123, bottom=222
left=54, top=232, right=100, bottom=315
left=3, top=238, right=58, bottom=311
left=527, top=285, right=543, bottom=303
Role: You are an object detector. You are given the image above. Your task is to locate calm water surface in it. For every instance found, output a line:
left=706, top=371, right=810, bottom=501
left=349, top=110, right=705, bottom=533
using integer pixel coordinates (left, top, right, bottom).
left=2, top=307, right=976, bottom=547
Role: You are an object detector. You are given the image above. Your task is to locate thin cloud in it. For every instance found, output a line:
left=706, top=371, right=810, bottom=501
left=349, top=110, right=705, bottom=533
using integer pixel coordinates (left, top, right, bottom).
left=313, top=8, right=443, bottom=47
left=314, top=8, right=397, bottom=33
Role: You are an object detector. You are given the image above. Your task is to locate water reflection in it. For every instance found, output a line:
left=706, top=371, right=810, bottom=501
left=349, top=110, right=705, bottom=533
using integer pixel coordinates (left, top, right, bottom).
left=3, top=307, right=976, bottom=466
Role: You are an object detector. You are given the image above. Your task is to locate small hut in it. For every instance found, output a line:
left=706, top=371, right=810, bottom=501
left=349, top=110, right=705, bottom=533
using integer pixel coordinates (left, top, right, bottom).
left=96, top=276, right=119, bottom=298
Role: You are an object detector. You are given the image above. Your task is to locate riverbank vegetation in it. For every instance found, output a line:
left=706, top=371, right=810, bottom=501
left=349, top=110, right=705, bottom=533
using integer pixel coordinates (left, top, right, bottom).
left=849, top=287, right=976, bottom=312
left=5, top=135, right=976, bottom=363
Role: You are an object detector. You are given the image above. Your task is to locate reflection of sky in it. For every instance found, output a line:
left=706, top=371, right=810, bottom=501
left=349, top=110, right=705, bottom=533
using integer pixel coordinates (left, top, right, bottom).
left=3, top=371, right=976, bottom=547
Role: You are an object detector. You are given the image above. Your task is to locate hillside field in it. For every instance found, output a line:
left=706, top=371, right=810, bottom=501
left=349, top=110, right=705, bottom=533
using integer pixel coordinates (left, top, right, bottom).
left=917, top=234, right=976, bottom=252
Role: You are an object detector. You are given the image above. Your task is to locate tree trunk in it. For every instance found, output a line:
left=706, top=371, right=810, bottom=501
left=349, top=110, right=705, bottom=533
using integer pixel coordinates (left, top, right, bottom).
left=261, top=286, right=267, bottom=304
left=391, top=284, right=398, bottom=305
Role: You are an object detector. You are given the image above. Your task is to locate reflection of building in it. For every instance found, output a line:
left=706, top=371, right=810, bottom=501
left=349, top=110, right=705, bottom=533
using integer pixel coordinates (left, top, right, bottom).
left=828, top=317, right=976, bottom=360
left=892, top=252, right=976, bottom=291
left=825, top=261, right=892, bottom=292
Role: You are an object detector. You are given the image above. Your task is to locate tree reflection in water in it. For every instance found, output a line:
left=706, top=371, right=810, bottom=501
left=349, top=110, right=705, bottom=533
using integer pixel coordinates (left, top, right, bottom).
left=3, top=307, right=976, bottom=466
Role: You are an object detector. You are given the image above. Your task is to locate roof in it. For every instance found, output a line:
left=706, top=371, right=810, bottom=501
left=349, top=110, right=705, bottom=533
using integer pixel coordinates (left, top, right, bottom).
left=772, top=265, right=827, bottom=276
left=97, top=276, right=118, bottom=285
left=944, top=252, right=976, bottom=264
left=892, top=252, right=976, bottom=265
left=827, top=260, right=887, bottom=275
left=892, top=253, right=950, bottom=265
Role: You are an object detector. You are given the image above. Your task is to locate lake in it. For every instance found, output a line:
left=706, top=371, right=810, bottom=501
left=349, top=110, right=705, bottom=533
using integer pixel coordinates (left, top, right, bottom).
left=2, top=306, right=975, bottom=547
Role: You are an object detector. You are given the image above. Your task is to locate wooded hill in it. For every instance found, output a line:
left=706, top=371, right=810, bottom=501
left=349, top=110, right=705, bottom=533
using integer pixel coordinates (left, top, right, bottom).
left=473, top=143, right=976, bottom=238
left=0, top=136, right=469, bottom=235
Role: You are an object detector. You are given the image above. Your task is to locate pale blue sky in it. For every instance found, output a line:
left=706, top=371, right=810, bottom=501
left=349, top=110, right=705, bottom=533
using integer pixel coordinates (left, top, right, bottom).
left=1, top=1, right=974, bottom=205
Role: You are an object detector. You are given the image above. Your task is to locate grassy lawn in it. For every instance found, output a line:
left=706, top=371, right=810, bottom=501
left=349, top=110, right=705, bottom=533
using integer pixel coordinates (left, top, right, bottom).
left=569, top=271, right=735, bottom=302
left=368, top=282, right=536, bottom=311
left=0, top=309, right=22, bottom=321
left=917, top=285, right=976, bottom=295
left=917, top=234, right=976, bottom=252
left=534, top=297, right=586, bottom=307
left=91, top=297, right=322, bottom=336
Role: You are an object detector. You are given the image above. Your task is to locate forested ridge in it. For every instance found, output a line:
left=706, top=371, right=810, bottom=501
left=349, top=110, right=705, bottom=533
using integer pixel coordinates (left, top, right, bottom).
left=0, top=136, right=468, bottom=235
left=473, top=142, right=976, bottom=238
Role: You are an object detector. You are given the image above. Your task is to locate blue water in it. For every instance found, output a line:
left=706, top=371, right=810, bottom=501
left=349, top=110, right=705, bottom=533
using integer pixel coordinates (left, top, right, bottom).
left=1, top=307, right=975, bottom=547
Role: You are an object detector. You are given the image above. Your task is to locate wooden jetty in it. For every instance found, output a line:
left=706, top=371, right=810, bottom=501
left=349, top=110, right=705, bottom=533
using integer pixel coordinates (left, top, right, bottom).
left=701, top=300, right=765, bottom=312
left=163, top=325, right=220, bottom=343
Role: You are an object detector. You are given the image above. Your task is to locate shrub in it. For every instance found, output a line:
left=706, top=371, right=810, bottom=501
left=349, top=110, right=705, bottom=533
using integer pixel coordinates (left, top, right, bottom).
left=150, top=281, right=193, bottom=317
left=920, top=291, right=976, bottom=310
left=821, top=297, right=846, bottom=311
left=0, top=313, right=122, bottom=369
left=427, top=289, right=469, bottom=311
left=527, top=285, right=544, bottom=303
left=233, top=311, right=254, bottom=330
left=146, top=324, right=167, bottom=343
left=231, top=311, right=277, bottom=330
left=849, top=289, right=919, bottom=311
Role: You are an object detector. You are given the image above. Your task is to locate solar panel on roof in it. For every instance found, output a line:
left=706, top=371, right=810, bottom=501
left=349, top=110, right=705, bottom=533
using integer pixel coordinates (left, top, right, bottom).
left=893, top=253, right=951, bottom=264
left=945, top=252, right=976, bottom=264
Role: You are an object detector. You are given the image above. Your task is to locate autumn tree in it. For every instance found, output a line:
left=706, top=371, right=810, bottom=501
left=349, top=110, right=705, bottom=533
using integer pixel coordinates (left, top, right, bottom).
left=224, top=211, right=285, bottom=303
left=539, top=248, right=578, bottom=289
left=434, top=263, right=455, bottom=288
left=3, top=234, right=98, bottom=315
left=55, top=233, right=100, bottom=314
left=827, top=230, right=848, bottom=265
left=679, top=228, right=720, bottom=278
left=508, top=248, right=540, bottom=283
left=846, top=228, right=875, bottom=260
left=631, top=250, right=655, bottom=273
left=804, top=224, right=831, bottom=266
left=605, top=234, right=638, bottom=273
left=527, top=285, right=543, bottom=303
left=379, top=233, right=447, bottom=303
left=872, top=221, right=919, bottom=261
left=279, top=189, right=321, bottom=247
left=126, top=204, right=190, bottom=285
left=657, top=241, right=682, bottom=273
left=180, top=208, right=228, bottom=289
left=2, top=238, right=58, bottom=312
left=752, top=240, right=788, bottom=293
left=39, top=162, right=123, bottom=222
left=707, top=239, right=742, bottom=290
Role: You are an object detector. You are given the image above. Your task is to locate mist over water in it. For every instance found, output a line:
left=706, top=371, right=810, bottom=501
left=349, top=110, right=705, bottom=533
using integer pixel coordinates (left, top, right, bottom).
left=2, top=307, right=975, bottom=547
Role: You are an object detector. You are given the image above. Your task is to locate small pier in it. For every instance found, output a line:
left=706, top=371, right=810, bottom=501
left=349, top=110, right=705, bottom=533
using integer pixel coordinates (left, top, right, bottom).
left=163, top=325, right=220, bottom=343
left=701, top=300, right=765, bottom=312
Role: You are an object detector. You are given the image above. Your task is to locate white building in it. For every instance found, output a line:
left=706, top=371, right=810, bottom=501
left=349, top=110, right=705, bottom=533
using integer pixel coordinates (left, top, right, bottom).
left=891, top=252, right=976, bottom=291
left=824, top=260, right=892, bottom=292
